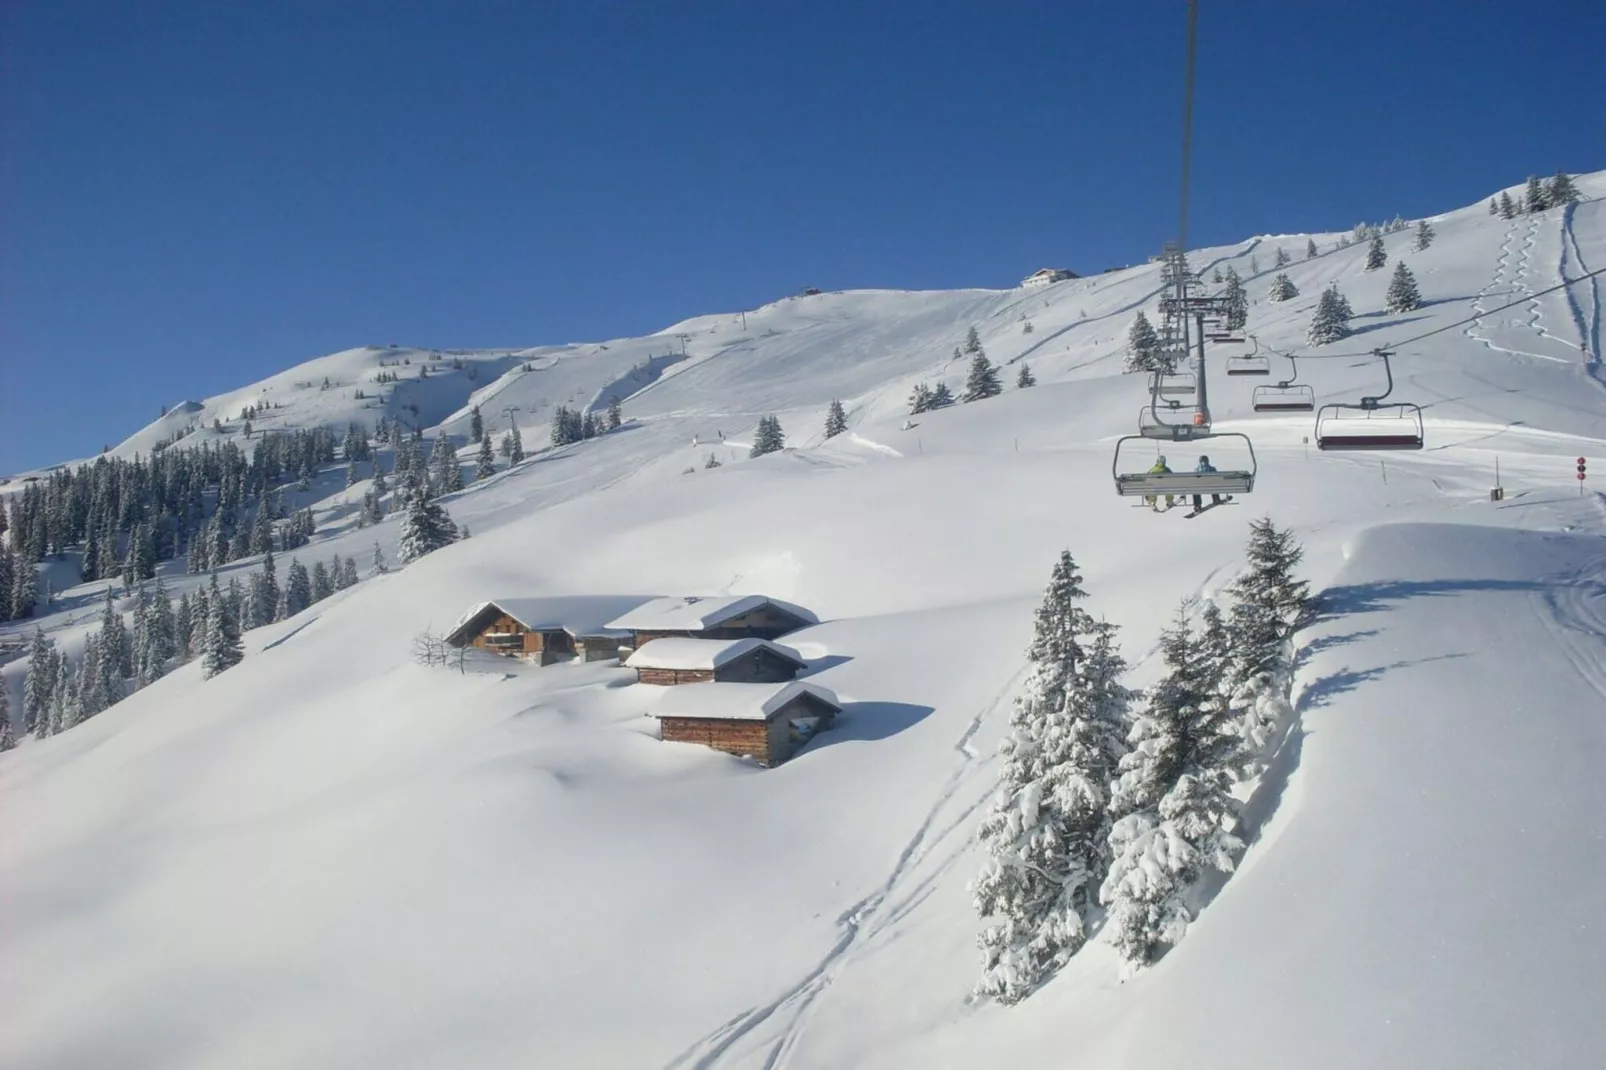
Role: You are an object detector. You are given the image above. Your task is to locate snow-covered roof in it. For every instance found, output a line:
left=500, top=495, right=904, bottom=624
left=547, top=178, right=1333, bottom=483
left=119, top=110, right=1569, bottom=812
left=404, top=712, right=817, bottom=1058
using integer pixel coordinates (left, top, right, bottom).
left=650, top=680, right=842, bottom=722
left=623, top=637, right=806, bottom=672
left=605, top=594, right=818, bottom=633
left=446, top=595, right=653, bottom=645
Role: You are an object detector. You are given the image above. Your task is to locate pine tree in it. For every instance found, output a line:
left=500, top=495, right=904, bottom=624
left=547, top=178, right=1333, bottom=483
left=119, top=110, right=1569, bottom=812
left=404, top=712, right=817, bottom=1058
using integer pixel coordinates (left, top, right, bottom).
left=703, top=453, right=722, bottom=469
left=345, top=458, right=359, bottom=488
left=908, top=383, right=933, bottom=415
left=1488, top=197, right=1499, bottom=215
left=340, top=556, right=359, bottom=589
left=1274, top=247, right=1290, bottom=268
left=1499, top=191, right=1516, bottom=219
left=929, top=382, right=956, bottom=408
left=23, top=630, right=57, bottom=735
left=372, top=542, right=389, bottom=575
left=1016, top=362, right=1036, bottom=389
left=1523, top=174, right=1549, bottom=214
left=398, top=489, right=459, bottom=564
left=122, top=522, right=154, bottom=585
left=1267, top=273, right=1298, bottom=303
left=54, top=662, right=83, bottom=734
left=255, top=551, right=280, bottom=624
left=749, top=416, right=786, bottom=458
left=1547, top=170, right=1580, bottom=206
left=202, top=573, right=243, bottom=679
left=972, top=553, right=1132, bottom=1003
left=964, top=325, right=983, bottom=356
left=1306, top=284, right=1352, bottom=345
left=824, top=399, right=848, bottom=439
left=0, top=716, right=14, bottom=753
left=469, top=404, right=484, bottom=442
left=282, top=558, right=312, bottom=618
left=1222, top=268, right=1248, bottom=330
left=508, top=423, right=525, bottom=464
left=1306, top=238, right=1318, bottom=259
left=1414, top=219, right=1435, bottom=251
left=1364, top=234, right=1387, bottom=271
left=142, top=578, right=177, bottom=682
left=311, top=560, right=333, bottom=602
left=176, top=590, right=194, bottom=657
left=475, top=433, right=496, bottom=480
left=963, top=351, right=1003, bottom=402
left=10, top=557, right=38, bottom=621
left=1385, top=261, right=1422, bottom=313
left=1100, top=605, right=1242, bottom=971
left=1125, top=311, right=1163, bottom=373
left=100, top=587, right=132, bottom=679
left=607, top=396, right=623, bottom=430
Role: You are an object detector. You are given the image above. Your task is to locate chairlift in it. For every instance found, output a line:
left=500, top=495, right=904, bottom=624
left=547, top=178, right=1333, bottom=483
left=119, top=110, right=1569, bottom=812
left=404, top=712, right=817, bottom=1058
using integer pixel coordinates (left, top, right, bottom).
left=1314, top=349, right=1424, bottom=450
left=1113, top=433, right=1257, bottom=498
left=1156, top=370, right=1196, bottom=398
left=1252, top=350, right=1315, bottom=412
left=1137, top=404, right=1211, bottom=440
left=1225, top=353, right=1269, bottom=374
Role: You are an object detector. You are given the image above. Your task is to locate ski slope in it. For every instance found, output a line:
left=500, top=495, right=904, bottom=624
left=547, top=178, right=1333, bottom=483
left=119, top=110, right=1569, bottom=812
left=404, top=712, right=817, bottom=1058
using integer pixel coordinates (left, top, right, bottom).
left=5, top=172, right=1606, bottom=1070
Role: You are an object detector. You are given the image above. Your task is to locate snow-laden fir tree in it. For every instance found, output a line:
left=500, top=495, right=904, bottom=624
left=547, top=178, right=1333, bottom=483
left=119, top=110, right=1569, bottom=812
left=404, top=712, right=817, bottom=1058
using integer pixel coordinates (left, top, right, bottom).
left=281, top=558, right=312, bottom=618
left=1364, top=234, right=1387, bottom=271
left=972, top=552, right=1133, bottom=1004
left=1305, top=238, right=1318, bottom=259
left=749, top=415, right=786, bottom=458
left=964, top=325, right=984, bottom=356
left=475, top=433, right=495, bottom=480
left=607, top=396, right=623, bottom=430
left=339, top=556, right=359, bottom=589
left=175, top=590, right=194, bottom=657
left=1414, top=218, right=1434, bottom=251
left=1267, top=273, right=1298, bottom=303
left=909, top=383, right=932, bottom=415
left=1488, top=197, right=1498, bottom=215
left=398, top=489, right=459, bottom=564
left=100, top=587, right=132, bottom=679
left=1306, top=284, right=1352, bottom=345
left=10, top=557, right=37, bottom=621
left=0, top=712, right=14, bottom=753
left=24, top=629, right=58, bottom=735
left=469, top=404, right=484, bottom=442
left=1222, top=267, right=1248, bottom=331
left=201, top=573, right=243, bottom=680
left=139, top=578, right=177, bottom=684
left=345, top=457, right=359, bottom=488
left=1223, top=518, right=1312, bottom=774
left=508, top=423, right=525, bottom=464
left=1124, top=311, right=1163, bottom=373
left=1385, top=261, right=1422, bottom=313
left=824, top=399, right=847, bottom=439
left=1499, top=191, right=1516, bottom=219
left=1547, top=170, right=1580, bottom=206
left=1016, top=362, right=1036, bottom=389
left=1099, top=604, right=1243, bottom=972
left=1274, top=247, right=1290, bottom=268
left=372, top=542, right=389, bottom=575
left=1523, top=174, right=1549, bottom=214
left=122, top=522, right=154, bottom=585
left=311, top=560, right=333, bottom=602
left=928, top=382, right=956, bottom=408
left=963, top=351, right=1002, bottom=402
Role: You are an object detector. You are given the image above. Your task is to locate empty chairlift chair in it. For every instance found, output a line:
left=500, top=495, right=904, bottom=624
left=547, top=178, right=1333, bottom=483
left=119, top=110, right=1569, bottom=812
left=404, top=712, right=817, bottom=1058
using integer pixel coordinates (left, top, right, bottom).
left=1252, top=351, right=1315, bottom=412
left=1313, top=349, right=1425, bottom=450
left=1225, top=353, right=1270, bottom=375
left=1156, top=370, right=1197, bottom=399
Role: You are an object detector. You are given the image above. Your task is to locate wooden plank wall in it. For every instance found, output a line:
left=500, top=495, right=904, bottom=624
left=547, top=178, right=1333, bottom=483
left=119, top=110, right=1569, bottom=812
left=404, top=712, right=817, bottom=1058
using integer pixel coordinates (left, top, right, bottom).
left=660, top=717, right=775, bottom=765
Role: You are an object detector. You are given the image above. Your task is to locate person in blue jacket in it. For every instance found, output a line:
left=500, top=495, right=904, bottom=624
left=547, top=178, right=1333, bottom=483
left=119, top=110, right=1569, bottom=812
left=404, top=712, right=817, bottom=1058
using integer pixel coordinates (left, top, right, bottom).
left=1192, top=454, right=1231, bottom=511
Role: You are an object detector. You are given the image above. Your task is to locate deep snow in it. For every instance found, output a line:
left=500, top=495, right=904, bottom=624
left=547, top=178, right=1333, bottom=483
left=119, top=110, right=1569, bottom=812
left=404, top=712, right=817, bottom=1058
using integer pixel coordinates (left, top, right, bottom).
left=4, top=172, right=1606, bottom=1070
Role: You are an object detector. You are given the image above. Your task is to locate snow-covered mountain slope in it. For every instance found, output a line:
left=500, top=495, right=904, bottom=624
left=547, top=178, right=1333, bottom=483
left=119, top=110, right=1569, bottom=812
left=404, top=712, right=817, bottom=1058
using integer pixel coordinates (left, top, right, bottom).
left=4, top=171, right=1606, bottom=1070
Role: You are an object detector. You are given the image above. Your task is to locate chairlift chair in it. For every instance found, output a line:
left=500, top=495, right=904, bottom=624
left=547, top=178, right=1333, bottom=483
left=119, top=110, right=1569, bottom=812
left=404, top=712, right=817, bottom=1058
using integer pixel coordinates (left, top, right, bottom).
left=1313, top=349, right=1425, bottom=450
left=1225, top=353, right=1269, bottom=375
left=1112, top=432, right=1257, bottom=497
left=1156, top=370, right=1197, bottom=398
left=1137, top=403, right=1211, bottom=441
left=1252, top=350, right=1315, bottom=412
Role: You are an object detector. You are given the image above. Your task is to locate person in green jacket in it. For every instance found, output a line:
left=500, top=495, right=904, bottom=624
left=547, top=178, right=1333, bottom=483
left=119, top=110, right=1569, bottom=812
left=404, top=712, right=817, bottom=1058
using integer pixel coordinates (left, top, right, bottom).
left=1145, top=455, right=1174, bottom=512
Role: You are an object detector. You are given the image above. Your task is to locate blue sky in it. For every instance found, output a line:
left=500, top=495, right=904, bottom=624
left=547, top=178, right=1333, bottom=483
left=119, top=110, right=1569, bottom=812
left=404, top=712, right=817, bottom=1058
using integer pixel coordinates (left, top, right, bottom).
left=4, top=0, right=1602, bottom=472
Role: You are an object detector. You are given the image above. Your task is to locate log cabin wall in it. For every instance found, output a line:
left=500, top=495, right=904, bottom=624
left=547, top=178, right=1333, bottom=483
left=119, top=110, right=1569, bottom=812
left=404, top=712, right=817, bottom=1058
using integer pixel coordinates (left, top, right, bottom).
left=659, top=716, right=778, bottom=765
left=636, top=667, right=717, bottom=686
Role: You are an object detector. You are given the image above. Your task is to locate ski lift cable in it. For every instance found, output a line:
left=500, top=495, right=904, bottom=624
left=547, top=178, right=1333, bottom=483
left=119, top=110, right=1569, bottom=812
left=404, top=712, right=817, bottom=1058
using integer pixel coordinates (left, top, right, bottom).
left=1273, top=265, right=1606, bottom=361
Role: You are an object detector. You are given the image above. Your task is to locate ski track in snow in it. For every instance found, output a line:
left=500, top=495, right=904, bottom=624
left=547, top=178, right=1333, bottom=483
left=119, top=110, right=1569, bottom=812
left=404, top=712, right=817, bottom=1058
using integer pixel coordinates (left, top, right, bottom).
left=1464, top=216, right=1565, bottom=363
left=664, top=669, right=1024, bottom=1070
left=1561, top=203, right=1604, bottom=369
left=1533, top=555, right=1606, bottom=704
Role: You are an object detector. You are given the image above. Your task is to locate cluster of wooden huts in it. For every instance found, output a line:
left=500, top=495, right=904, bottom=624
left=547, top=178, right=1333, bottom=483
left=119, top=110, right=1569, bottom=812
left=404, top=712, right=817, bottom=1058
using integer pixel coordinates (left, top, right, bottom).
left=446, top=594, right=837, bottom=767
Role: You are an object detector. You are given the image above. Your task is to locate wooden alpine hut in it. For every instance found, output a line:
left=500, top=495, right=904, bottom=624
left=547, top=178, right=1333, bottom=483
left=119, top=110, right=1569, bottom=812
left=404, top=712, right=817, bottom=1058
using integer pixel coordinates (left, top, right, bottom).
left=606, top=595, right=818, bottom=652
left=623, top=637, right=808, bottom=685
left=650, top=681, right=842, bottom=766
left=445, top=596, right=649, bottom=665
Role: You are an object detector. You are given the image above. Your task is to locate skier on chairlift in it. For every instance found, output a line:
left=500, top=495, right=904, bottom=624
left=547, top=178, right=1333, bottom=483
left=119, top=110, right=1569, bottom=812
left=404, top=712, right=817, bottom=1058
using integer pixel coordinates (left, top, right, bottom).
left=1145, top=455, right=1175, bottom=512
left=1192, top=454, right=1231, bottom=512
